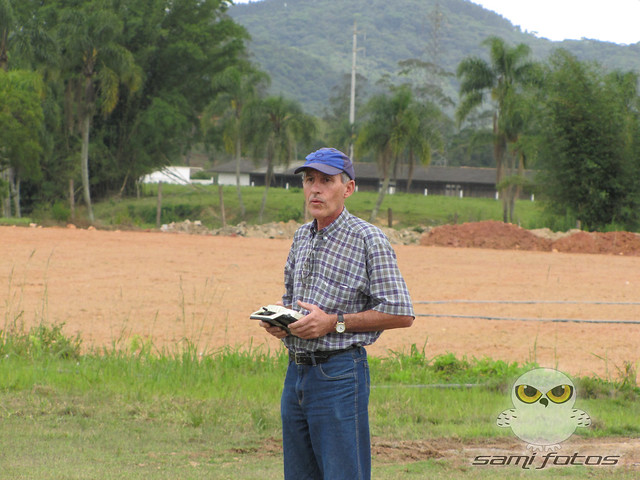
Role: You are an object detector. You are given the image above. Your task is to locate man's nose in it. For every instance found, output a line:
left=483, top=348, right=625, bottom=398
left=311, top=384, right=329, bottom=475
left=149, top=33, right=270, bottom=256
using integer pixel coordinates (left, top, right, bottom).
left=310, top=179, right=323, bottom=191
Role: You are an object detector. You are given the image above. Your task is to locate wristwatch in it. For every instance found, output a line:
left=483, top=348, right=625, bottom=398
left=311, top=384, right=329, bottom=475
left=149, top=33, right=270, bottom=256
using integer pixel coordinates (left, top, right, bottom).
left=335, top=313, right=346, bottom=333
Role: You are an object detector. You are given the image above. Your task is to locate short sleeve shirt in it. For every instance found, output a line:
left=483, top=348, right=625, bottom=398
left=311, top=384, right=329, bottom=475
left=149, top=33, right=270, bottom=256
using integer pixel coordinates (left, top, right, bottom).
left=282, top=208, right=414, bottom=353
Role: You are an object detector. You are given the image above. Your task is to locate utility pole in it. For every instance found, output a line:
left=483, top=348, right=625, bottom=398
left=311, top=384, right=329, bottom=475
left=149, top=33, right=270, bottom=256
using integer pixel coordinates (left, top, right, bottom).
left=349, top=20, right=361, bottom=160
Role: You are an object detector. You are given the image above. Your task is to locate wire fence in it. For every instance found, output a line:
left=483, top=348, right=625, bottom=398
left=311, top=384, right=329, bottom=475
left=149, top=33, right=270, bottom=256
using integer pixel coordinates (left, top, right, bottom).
left=414, top=299, right=640, bottom=325
left=415, top=300, right=640, bottom=306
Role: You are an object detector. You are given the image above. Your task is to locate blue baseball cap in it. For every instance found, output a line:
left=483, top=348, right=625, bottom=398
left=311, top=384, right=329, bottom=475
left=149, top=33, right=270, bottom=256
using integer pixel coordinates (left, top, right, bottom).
left=294, top=147, right=355, bottom=180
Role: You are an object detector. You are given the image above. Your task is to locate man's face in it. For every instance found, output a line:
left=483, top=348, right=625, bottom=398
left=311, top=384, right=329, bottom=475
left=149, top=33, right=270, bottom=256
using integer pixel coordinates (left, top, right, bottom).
left=303, top=169, right=355, bottom=229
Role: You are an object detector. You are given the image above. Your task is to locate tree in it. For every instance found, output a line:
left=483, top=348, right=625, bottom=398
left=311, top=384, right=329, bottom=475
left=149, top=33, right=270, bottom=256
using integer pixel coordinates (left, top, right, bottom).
left=54, top=1, right=142, bottom=223
left=95, top=0, right=250, bottom=199
left=357, top=85, right=440, bottom=222
left=402, top=100, right=444, bottom=192
left=322, top=73, right=369, bottom=156
left=356, top=91, right=398, bottom=223
left=4, top=0, right=250, bottom=217
left=396, top=0, right=455, bottom=112
left=243, top=95, right=315, bottom=222
left=0, top=0, right=15, bottom=72
left=537, top=50, right=640, bottom=230
left=456, top=36, right=539, bottom=223
left=0, top=69, right=44, bottom=217
left=204, top=64, right=270, bottom=218
left=2, top=1, right=72, bottom=216
left=445, top=116, right=494, bottom=167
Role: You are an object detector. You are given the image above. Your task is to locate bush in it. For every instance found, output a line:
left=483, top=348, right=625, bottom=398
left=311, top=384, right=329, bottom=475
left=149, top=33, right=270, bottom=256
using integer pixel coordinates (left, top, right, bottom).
left=0, top=322, right=82, bottom=360
left=51, top=201, right=71, bottom=222
left=276, top=205, right=303, bottom=223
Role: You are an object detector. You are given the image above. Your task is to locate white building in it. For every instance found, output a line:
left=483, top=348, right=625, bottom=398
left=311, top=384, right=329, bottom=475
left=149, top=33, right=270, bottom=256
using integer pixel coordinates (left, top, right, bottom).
left=141, top=166, right=213, bottom=185
left=214, top=159, right=255, bottom=186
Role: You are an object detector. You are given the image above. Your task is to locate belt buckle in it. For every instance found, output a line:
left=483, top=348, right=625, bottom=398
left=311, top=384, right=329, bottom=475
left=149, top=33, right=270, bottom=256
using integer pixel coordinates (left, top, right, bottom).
left=294, top=352, right=306, bottom=365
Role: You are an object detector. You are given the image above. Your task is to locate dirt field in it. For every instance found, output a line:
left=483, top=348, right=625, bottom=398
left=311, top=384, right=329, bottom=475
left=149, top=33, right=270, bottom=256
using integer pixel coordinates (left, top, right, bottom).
left=2, top=223, right=640, bottom=382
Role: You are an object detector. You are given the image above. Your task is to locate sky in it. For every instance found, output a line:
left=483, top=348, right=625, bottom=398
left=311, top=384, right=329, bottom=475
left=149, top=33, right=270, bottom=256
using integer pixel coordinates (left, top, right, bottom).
left=470, top=0, right=640, bottom=45
left=232, top=0, right=640, bottom=45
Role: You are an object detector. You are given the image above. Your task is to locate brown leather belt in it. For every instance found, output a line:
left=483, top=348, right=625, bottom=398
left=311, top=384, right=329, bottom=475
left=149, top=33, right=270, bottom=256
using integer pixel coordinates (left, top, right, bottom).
left=289, top=346, right=357, bottom=365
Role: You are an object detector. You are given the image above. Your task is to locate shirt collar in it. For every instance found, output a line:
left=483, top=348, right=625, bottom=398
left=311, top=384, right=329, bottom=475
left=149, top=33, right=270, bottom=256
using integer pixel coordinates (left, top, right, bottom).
left=310, top=207, right=349, bottom=239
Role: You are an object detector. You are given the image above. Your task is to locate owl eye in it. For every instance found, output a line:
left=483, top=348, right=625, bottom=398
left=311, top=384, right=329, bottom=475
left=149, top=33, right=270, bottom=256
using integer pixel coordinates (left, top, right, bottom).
left=547, top=384, right=574, bottom=404
left=516, top=384, right=542, bottom=403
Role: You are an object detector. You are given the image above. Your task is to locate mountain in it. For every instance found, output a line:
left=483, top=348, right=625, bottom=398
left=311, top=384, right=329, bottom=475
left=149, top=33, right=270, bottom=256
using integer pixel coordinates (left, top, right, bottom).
left=228, top=0, right=640, bottom=115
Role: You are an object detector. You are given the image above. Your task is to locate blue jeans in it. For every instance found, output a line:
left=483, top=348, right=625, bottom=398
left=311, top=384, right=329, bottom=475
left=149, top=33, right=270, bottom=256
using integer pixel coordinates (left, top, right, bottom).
left=281, top=347, right=371, bottom=480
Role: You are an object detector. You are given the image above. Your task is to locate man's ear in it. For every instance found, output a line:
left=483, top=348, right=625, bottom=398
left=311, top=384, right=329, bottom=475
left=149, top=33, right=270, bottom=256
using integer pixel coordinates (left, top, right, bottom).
left=344, top=179, right=356, bottom=199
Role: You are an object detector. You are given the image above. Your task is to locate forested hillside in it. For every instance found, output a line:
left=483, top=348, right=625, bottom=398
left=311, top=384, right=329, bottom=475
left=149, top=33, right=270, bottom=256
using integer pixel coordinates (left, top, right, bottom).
left=229, top=0, right=640, bottom=114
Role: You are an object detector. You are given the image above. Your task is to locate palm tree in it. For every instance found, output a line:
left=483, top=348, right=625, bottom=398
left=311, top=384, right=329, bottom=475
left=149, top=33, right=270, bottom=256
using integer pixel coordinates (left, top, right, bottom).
left=0, top=0, right=14, bottom=72
left=456, top=36, right=538, bottom=222
left=56, top=4, right=141, bottom=223
left=402, top=100, right=443, bottom=192
left=205, top=65, right=270, bottom=218
left=243, top=95, right=315, bottom=222
left=358, top=86, right=432, bottom=223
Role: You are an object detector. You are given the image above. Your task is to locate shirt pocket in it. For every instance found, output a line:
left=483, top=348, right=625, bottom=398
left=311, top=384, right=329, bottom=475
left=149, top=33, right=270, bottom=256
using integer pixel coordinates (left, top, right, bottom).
left=317, top=276, right=365, bottom=311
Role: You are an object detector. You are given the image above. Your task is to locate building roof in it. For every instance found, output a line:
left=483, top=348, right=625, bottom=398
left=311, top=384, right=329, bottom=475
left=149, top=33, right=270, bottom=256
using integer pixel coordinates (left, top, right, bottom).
left=284, top=162, right=510, bottom=185
left=210, top=159, right=298, bottom=175
left=210, top=159, right=533, bottom=184
left=209, top=159, right=258, bottom=174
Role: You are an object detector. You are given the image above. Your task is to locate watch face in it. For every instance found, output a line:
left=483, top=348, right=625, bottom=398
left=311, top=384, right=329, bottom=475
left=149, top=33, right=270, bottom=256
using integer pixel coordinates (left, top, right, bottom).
left=336, top=322, right=346, bottom=333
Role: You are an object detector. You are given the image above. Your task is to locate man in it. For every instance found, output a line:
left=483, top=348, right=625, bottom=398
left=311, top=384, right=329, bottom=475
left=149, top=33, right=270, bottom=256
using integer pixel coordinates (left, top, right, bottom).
left=260, top=147, right=414, bottom=480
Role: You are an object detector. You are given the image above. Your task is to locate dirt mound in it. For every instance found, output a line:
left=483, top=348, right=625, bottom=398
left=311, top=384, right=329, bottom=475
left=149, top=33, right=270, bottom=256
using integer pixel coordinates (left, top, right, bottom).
left=553, top=230, right=640, bottom=255
left=161, top=219, right=640, bottom=255
left=420, top=221, right=640, bottom=256
left=420, top=220, right=552, bottom=251
left=161, top=220, right=640, bottom=256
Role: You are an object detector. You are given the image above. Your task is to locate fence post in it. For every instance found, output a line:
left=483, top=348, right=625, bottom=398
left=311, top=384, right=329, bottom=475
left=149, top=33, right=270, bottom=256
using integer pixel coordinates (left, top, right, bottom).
left=69, top=179, right=75, bottom=221
left=156, top=182, right=162, bottom=228
left=219, top=184, right=226, bottom=227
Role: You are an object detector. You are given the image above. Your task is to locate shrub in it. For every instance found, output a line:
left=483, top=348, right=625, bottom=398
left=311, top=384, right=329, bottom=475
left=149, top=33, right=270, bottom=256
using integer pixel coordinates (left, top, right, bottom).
left=0, top=322, right=82, bottom=360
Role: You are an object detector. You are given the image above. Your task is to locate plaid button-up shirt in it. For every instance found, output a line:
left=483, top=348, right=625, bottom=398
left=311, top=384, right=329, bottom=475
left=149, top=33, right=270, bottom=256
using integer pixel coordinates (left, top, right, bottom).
left=282, top=208, right=414, bottom=353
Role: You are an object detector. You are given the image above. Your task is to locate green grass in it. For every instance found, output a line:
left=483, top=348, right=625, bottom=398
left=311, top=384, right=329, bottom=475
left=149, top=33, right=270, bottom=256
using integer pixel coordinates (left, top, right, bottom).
left=1, top=183, right=583, bottom=232
left=0, top=216, right=34, bottom=227
left=0, top=322, right=638, bottom=479
left=73, top=183, right=562, bottom=231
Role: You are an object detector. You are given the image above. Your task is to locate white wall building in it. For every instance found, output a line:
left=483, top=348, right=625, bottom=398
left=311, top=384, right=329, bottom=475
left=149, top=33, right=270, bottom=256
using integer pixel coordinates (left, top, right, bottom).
left=141, top=166, right=192, bottom=184
left=141, top=166, right=213, bottom=185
